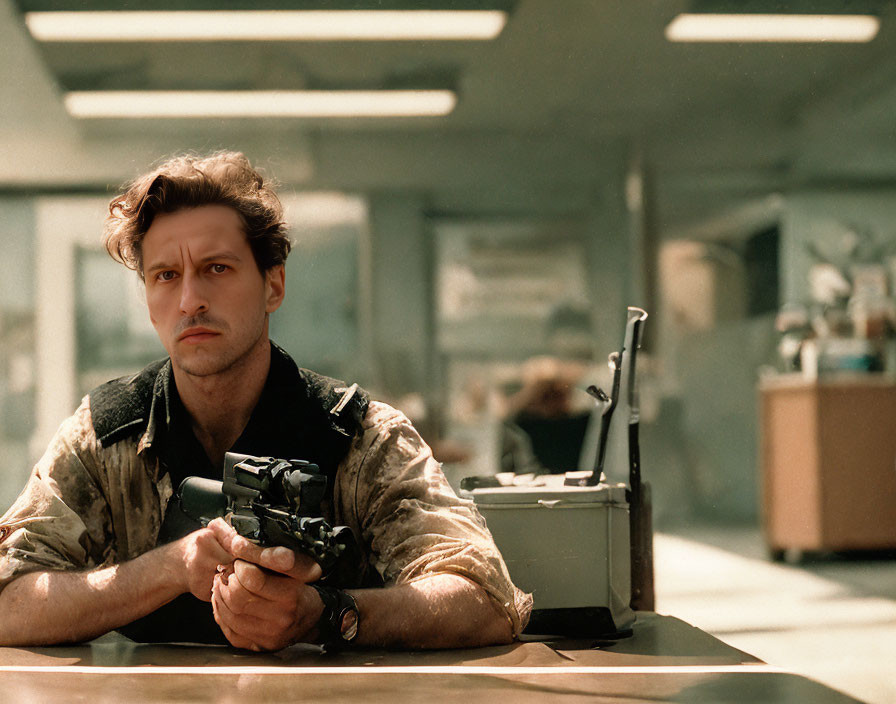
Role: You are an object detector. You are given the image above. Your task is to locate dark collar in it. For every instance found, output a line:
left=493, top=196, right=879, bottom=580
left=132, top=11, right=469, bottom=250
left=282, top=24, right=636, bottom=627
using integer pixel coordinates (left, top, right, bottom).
left=90, top=342, right=369, bottom=481
left=142, top=343, right=369, bottom=483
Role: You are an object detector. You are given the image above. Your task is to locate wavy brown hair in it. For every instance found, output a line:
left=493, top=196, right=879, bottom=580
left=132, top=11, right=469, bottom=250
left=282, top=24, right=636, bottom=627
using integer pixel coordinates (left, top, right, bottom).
left=103, top=151, right=291, bottom=279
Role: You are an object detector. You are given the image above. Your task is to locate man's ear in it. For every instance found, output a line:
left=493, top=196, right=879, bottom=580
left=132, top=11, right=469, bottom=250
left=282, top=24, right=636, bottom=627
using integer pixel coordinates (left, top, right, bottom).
left=264, top=265, right=286, bottom=313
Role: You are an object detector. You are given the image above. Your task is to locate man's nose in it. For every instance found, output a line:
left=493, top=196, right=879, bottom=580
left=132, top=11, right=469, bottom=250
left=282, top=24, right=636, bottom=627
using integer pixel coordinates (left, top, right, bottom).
left=179, top=272, right=209, bottom=316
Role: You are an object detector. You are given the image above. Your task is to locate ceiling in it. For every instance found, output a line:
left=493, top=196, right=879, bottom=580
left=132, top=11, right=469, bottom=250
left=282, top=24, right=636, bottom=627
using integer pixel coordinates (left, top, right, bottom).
left=5, top=0, right=896, bottom=232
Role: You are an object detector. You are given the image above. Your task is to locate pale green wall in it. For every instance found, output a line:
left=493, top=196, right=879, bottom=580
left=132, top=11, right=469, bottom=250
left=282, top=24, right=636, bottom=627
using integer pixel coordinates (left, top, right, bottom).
left=0, top=198, right=35, bottom=312
left=270, top=222, right=363, bottom=382
left=0, top=197, right=36, bottom=511
left=781, top=190, right=896, bottom=307
left=367, top=193, right=433, bottom=397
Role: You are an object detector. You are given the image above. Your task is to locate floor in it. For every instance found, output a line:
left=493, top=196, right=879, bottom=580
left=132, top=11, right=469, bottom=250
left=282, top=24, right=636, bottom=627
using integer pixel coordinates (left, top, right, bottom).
left=653, top=524, right=896, bottom=704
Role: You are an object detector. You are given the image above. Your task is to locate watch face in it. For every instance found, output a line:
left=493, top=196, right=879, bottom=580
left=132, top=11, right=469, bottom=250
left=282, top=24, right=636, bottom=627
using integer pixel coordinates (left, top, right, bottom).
left=340, top=608, right=359, bottom=642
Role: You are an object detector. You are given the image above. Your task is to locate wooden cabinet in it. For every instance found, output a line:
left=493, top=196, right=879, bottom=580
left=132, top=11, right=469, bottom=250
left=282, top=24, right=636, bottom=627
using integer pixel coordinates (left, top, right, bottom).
left=760, top=375, right=896, bottom=555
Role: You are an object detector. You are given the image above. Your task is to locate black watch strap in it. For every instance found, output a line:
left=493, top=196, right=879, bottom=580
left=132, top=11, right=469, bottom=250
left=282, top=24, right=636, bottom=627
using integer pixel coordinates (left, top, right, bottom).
left=312, top=584, right=359, bottom=651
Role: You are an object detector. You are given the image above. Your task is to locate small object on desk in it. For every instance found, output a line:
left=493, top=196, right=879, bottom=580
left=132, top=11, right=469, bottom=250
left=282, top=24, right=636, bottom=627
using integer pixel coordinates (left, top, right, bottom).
left=462, top=473, right=634, bottom=639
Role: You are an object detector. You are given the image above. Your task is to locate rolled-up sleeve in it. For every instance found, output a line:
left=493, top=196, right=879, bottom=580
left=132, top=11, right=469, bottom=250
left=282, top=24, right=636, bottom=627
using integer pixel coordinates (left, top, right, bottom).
left=335, top=401, right=532, bottom=637
left=0, top=401, right=113, bottom=594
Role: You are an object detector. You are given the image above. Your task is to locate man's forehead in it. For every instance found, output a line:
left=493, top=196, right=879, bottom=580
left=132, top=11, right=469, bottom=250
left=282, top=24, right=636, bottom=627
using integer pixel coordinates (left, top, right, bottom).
left=143, top=206, right=250, bottom=258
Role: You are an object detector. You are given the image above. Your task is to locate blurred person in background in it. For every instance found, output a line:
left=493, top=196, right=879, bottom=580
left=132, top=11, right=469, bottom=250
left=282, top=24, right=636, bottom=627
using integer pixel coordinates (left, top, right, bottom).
left=500, top=356, right=591, bottom=475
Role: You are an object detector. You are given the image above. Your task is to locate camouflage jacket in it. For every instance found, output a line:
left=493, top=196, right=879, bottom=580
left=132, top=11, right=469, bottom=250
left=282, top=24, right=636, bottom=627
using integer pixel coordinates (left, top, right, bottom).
left=0, top=352, right=532, bottom=637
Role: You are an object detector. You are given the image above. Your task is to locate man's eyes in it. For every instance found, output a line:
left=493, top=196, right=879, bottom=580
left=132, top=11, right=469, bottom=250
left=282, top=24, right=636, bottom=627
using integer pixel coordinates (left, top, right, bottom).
left=153, top=264, right=229, bottom=280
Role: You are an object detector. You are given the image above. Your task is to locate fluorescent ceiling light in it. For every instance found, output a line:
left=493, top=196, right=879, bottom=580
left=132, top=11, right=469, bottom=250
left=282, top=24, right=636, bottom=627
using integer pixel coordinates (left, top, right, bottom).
left=64, top=90, right=458, bottom=118
left=665, top=13, right=880, bottom=43
left=25, top=10, right=507, bottom=42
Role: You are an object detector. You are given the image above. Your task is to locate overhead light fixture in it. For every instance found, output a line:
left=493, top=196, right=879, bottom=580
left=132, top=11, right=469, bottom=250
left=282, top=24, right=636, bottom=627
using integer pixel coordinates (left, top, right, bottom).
left=665, top=13, right=880, bottom=42
left=25, top=10, right=507, bottom=42
left=63, top=90, right=458, bottom=119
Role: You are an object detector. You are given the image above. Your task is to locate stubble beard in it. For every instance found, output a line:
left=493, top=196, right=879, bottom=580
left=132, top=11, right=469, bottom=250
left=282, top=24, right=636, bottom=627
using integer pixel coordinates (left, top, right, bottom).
left=170, top=314, right=267, bottom=379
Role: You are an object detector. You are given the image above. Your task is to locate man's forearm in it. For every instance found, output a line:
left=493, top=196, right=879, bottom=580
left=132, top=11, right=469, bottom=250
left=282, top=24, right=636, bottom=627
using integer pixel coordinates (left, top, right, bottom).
left=349, top=574, right=513, bottom=649
left=0, top=542, right=185, bottom=646
left=208, top=523, right=517, bottom=651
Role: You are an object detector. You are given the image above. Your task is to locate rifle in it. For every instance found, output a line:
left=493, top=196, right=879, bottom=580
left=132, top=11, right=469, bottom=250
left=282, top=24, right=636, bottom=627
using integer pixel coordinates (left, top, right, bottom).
left=178, top=452, right=359, bottom=586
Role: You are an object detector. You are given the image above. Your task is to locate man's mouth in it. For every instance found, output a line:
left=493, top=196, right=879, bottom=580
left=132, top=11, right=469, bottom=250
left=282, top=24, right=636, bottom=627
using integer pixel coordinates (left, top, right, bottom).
left=178, top=327, right=221, bottom=343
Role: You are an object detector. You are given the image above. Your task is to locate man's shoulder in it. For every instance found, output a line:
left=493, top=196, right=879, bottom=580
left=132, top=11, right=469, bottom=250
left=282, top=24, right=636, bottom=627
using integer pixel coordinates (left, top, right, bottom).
left=349, top=401, right=425, bottom=456
left=87, top=359, right=169, bottom=448
left=360, top=400, right=409, bottom=432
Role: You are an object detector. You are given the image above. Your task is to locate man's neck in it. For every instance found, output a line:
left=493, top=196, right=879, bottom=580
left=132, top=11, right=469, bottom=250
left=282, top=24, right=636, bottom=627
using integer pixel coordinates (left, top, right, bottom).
left=172, top=337, right=272, bottom=468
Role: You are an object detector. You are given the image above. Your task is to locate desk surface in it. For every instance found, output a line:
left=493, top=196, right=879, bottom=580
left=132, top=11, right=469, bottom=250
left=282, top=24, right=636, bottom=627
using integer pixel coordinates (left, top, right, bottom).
left=0, top=613, right=860, bottom=703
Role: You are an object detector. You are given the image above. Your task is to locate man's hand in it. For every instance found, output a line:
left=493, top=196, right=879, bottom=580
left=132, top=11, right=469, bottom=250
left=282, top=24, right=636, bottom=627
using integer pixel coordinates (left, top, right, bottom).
left=168, top=518, right=235, bottom=602
left=207, top=519, right=324, bottom=651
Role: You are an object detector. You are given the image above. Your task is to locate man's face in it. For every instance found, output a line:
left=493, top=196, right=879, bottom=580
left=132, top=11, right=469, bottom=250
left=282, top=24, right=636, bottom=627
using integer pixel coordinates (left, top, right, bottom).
left=142, top=204, right=285, bottom=378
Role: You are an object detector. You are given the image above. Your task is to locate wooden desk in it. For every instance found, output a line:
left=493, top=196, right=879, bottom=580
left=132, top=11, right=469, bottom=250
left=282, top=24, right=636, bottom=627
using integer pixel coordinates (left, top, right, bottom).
left=760, top=374, right=896, bottom=556
left=0, top=613, right=860, bottom=703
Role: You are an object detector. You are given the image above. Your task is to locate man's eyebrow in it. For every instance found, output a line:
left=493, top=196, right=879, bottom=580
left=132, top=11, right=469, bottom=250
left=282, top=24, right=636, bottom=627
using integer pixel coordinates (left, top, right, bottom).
left=145, top=261, right=175, bottom=275
left=197, top=252, right=243, bottom=265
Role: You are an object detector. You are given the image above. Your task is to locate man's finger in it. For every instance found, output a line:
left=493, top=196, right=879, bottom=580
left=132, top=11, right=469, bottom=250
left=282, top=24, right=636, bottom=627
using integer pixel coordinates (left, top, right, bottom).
left=199, top=527, right=237, bottom=566
left=216, top=580, right=273, bottom=620
left=206, top=518, right=267, bottom=565
left=206, top=517, right=237, bottom=541
left=231, top=559, right=320, bottom=603
left=229, top=541, right=321, bottom=582
left=207, top=518, right=259, bottom=558
left=206, top=520, right=290, bottom=572
left=255, top=547, right=322, bottom=581
left=214, top=606, right=260, bottom=651
left=206, top=518, right=322, bottom=581
left=213, top=579, right=280, bottom=646
left=232, top=559, right=270, bottom=595
left=212, top=580, right=250, bottom=649
left=215, top=567, right=278, bottom=618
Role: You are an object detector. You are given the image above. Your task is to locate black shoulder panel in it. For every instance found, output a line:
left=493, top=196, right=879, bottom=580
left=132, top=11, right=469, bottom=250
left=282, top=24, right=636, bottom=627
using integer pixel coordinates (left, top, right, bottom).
left=289, top=366, right=371, bottom=482
left=296, top=367, right=371, bottom=439
left=89, top=359, right=168, bottom=448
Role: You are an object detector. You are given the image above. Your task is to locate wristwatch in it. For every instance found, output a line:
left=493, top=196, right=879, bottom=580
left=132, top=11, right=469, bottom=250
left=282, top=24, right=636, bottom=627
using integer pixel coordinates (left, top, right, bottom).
left=312, top=584, right=360, bottom=650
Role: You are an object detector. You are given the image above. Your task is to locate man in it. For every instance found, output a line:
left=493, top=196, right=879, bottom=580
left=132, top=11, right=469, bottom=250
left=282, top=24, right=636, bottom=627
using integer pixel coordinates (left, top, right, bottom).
left=0, top=152, right=531, bottom=651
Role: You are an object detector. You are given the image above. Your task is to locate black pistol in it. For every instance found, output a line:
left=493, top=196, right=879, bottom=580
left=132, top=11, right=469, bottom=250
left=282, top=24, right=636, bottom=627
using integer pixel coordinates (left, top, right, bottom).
left=178, top=452, right=359, bottom=586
